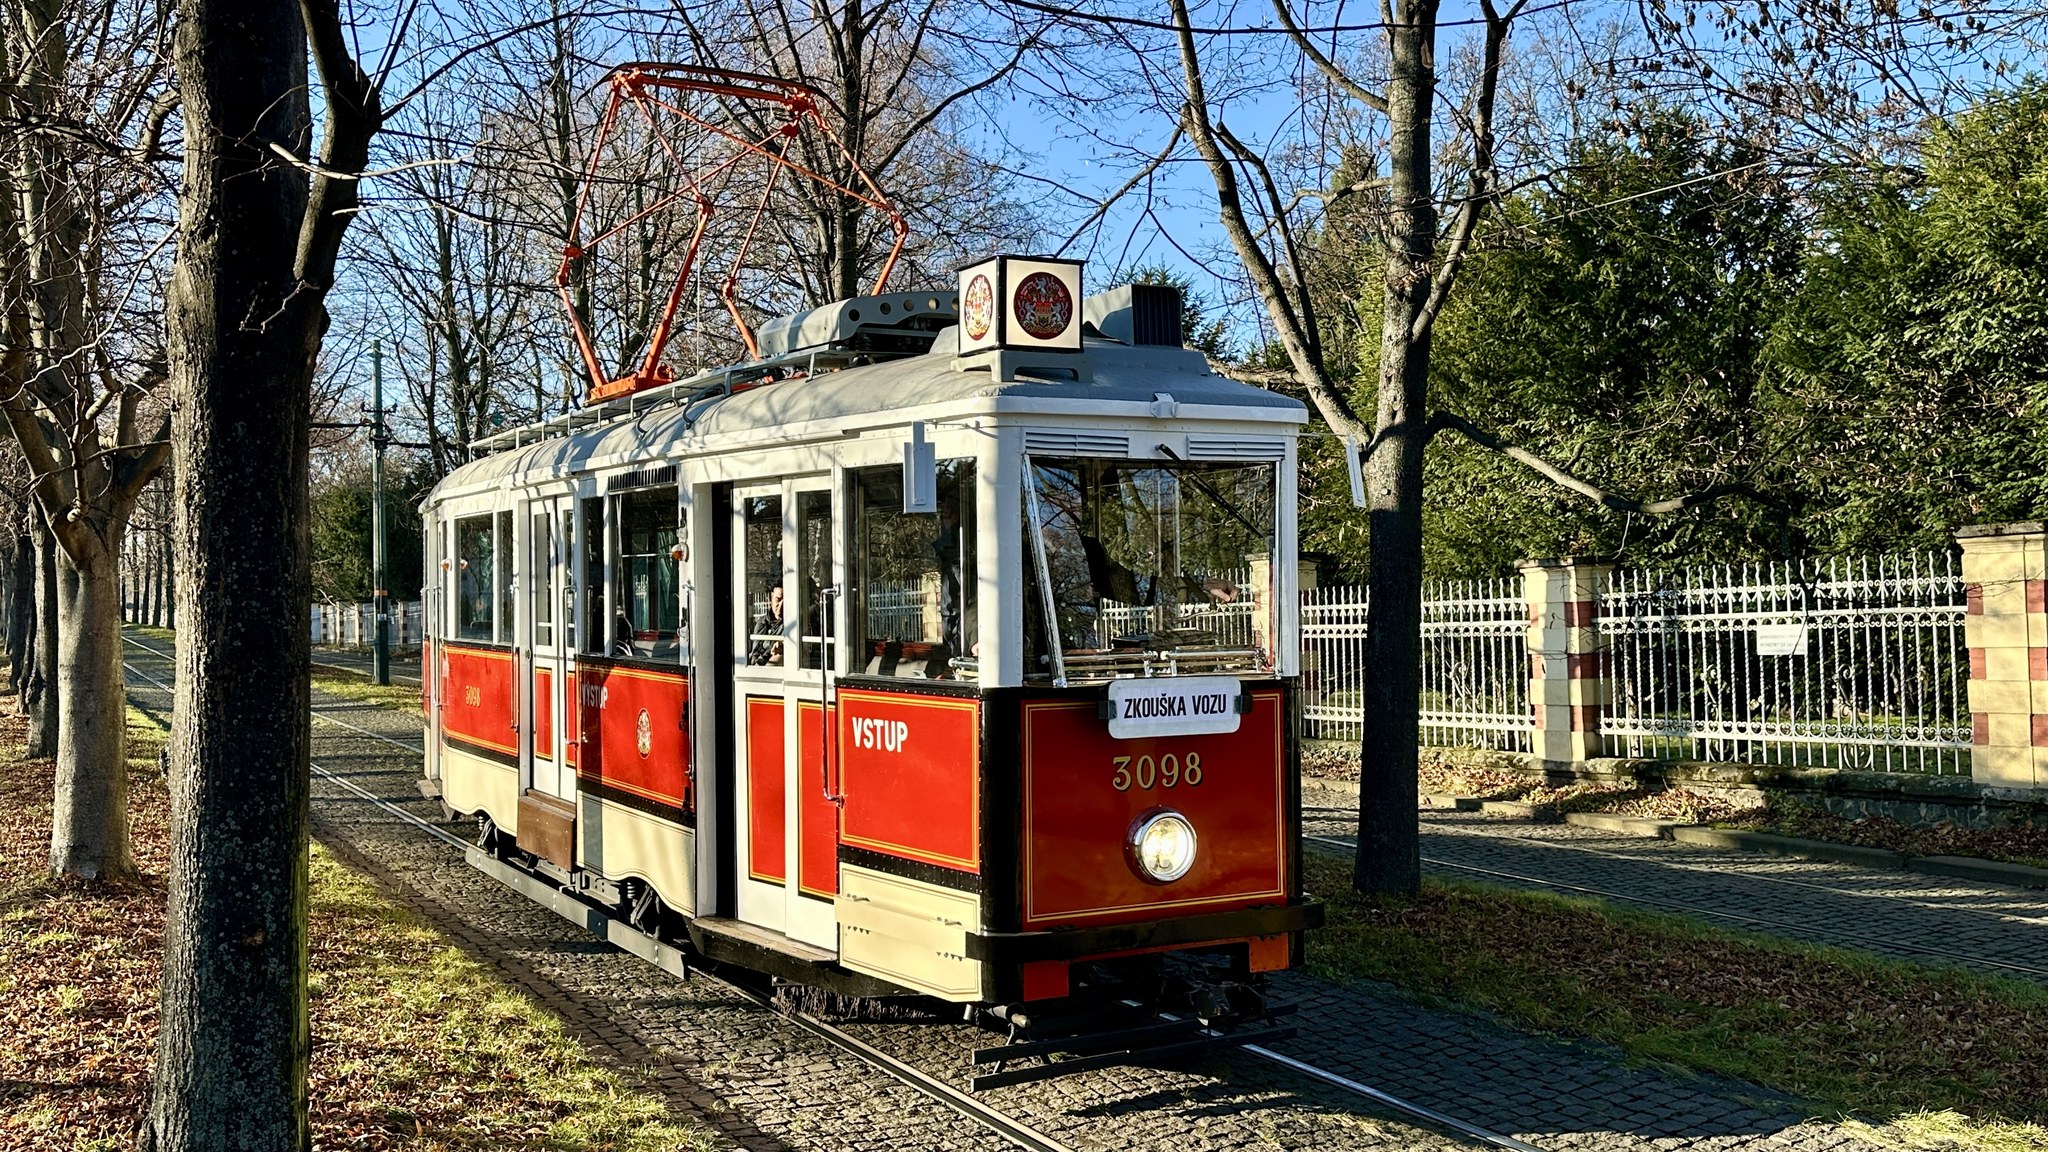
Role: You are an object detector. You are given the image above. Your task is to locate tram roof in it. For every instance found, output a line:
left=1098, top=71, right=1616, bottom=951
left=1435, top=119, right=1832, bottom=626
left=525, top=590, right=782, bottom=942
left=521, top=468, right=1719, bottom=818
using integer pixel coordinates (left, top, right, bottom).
left=427, top=333, right=1306, bottom=502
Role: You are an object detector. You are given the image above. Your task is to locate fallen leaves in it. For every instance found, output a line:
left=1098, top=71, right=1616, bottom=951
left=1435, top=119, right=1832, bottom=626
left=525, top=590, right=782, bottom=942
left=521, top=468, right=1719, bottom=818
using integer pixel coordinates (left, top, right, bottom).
left=0, top=698, right=714, bottom=1151
left=1305, top=852, right=2048, bottom=1132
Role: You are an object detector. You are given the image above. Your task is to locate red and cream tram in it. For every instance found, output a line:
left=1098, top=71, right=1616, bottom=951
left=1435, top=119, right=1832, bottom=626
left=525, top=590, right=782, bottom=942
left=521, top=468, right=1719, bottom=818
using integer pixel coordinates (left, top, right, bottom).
left=421, top=256, right=1322, bottom=1084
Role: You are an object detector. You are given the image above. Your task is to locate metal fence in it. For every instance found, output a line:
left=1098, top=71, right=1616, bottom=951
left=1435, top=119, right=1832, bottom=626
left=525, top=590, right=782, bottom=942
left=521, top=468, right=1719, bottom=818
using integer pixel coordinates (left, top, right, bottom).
left=1301, top=579, right=1534, bottom=751
left=1598, top=554, right=1972, bottom=773
left=312, top=601, right=424, bottom=649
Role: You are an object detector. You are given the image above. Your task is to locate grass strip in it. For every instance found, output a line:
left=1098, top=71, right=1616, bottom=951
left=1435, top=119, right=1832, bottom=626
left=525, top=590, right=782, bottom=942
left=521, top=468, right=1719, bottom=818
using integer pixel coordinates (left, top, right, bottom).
left=1, top=687, right=714, bottom=1149
left=1303, top=851, right=2048, bottom=1149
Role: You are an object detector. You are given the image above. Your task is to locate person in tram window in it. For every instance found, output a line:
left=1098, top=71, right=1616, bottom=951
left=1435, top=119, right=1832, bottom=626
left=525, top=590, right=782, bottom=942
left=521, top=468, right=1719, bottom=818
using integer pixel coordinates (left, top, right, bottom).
left=748, top=585, right=785, bottom=665
left=931, top=499, right=963, bottom=655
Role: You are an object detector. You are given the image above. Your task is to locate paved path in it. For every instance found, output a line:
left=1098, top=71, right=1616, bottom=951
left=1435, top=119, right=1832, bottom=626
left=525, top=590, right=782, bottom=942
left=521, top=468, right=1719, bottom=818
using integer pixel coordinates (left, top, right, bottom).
left=118, top=632, right=1901, bottom=1152
left=1304, top=783, right=2048, bottom=986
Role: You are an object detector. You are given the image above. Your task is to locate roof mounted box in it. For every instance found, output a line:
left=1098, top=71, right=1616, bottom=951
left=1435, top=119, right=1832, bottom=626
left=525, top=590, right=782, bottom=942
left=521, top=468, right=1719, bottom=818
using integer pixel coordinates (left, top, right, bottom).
left=957, top=255, right=1084, bottom=356
left=954, top=255, right=1089, bottom=382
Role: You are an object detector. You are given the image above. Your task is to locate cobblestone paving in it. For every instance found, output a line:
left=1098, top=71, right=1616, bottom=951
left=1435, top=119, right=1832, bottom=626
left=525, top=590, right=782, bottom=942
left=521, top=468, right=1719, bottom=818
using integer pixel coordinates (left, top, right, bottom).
left=1301, top=783, right=2048, bottom=986
left=118, top=633, right=1900, bottom=1152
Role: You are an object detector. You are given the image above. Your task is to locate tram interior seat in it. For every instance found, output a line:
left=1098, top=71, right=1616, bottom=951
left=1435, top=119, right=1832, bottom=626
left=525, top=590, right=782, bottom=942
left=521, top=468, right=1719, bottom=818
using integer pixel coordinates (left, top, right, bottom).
left=864, top=639, right=952, bottom=679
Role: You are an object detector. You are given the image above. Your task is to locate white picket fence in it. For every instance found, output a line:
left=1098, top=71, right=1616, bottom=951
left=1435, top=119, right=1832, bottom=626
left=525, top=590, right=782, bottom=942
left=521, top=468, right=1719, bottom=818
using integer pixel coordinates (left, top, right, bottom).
left=312, top=601, right=424, bottom=649
left=1301, top=578, right=1535, bottom=752
left=1598, top=555, right=1971, bottom=773
left=1298, top=552, right=1973, bottom=775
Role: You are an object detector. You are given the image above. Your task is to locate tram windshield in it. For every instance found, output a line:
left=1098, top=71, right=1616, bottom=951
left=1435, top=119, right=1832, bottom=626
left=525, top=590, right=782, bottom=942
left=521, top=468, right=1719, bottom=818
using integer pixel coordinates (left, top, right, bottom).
left=1024, top=457, right=1277, bottom=680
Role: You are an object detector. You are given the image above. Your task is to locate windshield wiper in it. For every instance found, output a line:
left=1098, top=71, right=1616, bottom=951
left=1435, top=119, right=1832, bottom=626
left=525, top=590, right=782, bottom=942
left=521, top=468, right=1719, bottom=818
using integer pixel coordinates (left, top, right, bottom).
left=1154, top=444, right=1266, bottom=538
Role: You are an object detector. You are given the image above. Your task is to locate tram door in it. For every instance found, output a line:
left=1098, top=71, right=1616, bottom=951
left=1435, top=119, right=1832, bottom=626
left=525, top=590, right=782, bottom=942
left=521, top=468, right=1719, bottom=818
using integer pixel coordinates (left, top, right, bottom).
left=525, top=497, right=574, bottom=800
left=730, top=478, right=842, bottom=950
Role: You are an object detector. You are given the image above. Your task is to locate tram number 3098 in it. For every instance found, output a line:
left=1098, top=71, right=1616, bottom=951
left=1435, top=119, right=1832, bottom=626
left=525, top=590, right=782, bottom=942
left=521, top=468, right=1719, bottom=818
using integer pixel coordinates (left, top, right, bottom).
left=1110, top=752, right=1204, bottom=792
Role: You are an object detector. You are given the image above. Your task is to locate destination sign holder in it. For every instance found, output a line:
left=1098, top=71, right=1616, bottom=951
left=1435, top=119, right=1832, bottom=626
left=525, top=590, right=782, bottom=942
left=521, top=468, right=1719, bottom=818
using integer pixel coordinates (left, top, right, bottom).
left=1100, top=676, right=1249, bottom=740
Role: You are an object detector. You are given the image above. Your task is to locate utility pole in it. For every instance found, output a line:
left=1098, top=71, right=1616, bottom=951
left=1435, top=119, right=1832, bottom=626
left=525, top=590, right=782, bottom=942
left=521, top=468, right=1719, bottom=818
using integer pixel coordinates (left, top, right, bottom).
left=371, top=340, right=390, bottom=686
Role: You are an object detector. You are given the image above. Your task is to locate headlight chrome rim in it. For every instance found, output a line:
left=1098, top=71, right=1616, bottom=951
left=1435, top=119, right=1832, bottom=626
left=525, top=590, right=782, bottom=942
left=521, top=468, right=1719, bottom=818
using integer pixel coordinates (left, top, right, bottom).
left=1126, top=807, right=1197, bottom=884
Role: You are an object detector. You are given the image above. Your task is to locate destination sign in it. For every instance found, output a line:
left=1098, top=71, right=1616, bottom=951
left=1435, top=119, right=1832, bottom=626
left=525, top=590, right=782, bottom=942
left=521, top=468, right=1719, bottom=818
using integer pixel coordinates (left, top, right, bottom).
left=1105, top=676, right=1243, bottom=740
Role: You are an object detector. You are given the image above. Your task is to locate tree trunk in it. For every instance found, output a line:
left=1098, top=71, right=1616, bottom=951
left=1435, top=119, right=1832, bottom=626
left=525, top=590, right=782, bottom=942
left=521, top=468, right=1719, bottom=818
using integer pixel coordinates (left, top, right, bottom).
left=1354, top=4, right=1439, bottom=896
left=146, top=0, right=316, bottom=1143
left=48, top=549, right=130, bottom=877
left=7, top=531, right=29, bottom=696
left=26, top=517, right=57, bottom=759
left=150, top=528, right=165, bottom=628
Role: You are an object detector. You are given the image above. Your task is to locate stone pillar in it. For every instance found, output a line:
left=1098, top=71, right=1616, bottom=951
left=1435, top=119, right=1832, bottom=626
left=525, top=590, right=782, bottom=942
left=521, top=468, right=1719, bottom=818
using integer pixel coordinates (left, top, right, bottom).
left=1250, top=553, right=1316, bottom=672
left=1956, top=522, right=2048, bottom=791
left=1520, top=557, right=1615, bottom=768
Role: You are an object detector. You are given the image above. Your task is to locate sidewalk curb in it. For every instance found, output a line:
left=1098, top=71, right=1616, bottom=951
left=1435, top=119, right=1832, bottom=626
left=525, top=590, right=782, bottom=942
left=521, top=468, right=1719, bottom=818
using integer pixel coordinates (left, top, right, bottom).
left=1562, top=812, right=1679, bottom=839
left=1306, top=775, right=2048, bottom=890
left=1667, top=827, right=2048, bottom=888
left=1479, top=799, right=1559, bottom=822
left=1670, top=826, right=1908, bottom=869
left=1908, top=854, right=2048, bottom=889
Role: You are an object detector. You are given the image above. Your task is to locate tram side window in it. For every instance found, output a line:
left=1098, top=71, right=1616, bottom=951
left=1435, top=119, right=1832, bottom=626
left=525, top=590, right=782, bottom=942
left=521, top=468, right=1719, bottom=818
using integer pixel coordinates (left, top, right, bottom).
left=796, top=491, right=834, bottom=672
left=743, top=495, right=783, bottom=667
left=495, top=510, right=514, bottom=644
left=581, top=497, right=605, bottom=657
left=853, top=461, right=975, bottom=679
left=455, top=514, right=494, bottom=642
left=612, top=486, right=683, bottom=660
left=531, top=512, right=553, bottom=647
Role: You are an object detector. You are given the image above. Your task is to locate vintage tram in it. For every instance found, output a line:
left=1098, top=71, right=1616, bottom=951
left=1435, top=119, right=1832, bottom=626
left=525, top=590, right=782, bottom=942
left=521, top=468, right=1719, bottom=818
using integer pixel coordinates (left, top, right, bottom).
left=420, top=255, right=1322, bottom=1085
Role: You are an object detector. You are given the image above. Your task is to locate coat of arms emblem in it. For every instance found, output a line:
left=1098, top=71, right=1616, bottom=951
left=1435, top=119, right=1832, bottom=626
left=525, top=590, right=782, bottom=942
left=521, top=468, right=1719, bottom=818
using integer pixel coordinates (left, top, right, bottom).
left=636, top=708, right=652, bottom=757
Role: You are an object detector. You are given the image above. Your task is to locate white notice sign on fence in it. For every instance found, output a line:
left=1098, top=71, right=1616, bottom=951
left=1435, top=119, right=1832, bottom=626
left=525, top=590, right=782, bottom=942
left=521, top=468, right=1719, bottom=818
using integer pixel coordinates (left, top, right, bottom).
left=1106, top=676, right=1243, bottom=739
left=1753, top=623, right=1809, bottom=657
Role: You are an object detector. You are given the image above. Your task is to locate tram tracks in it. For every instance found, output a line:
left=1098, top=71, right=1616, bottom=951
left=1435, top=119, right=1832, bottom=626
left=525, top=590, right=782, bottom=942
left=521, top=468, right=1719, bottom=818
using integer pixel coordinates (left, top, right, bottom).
left=121, top=643, right=1076, bottom=1152
left=1299, top=823, right=2048, bottom=982
left=117, top=635, right=1552, bottom=1152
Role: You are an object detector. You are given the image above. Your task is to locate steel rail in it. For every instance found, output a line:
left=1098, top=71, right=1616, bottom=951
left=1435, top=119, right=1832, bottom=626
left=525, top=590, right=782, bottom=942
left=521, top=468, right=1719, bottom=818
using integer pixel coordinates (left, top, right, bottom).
left=312, top=657, right=422, bottom=686
left=1240, top=1041, right=1546, bottom=1152
left=1301, top=804, right=2048, bottom=930
left=124, top=635, right=429, bottom=756
left=125, top=633, right=1559, bottom=1150
left=119, top=645, right=1079, bottom=1152
left=1302, top=832, right=2048, bottom=981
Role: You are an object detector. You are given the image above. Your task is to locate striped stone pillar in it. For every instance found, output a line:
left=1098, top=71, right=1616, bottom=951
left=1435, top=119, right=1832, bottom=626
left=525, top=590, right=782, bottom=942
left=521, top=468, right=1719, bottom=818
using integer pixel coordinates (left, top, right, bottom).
left=1520, top=557, right=1615, bottom=767
left=1957, top=522, right=2048, bottom=791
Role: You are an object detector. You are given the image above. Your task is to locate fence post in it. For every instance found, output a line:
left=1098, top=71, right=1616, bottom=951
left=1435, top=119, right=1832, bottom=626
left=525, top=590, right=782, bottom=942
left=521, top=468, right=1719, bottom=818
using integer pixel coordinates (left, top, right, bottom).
left=1520, top=557, right=1614, bottom=770
left=1956, top=522, right=2047, bottom=791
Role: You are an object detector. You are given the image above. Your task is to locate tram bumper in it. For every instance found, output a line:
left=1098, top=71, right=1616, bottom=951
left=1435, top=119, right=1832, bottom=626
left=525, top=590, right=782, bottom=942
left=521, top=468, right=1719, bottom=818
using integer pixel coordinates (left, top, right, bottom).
left=964, top=897, right=1323, bottom=964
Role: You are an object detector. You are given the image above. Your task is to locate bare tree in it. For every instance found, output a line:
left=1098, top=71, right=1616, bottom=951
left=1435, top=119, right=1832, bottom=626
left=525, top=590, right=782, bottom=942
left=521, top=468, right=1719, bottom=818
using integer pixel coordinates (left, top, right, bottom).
left=0, top=0, right=176, bottom=878
left=670, top=0, right=1046, bottom=308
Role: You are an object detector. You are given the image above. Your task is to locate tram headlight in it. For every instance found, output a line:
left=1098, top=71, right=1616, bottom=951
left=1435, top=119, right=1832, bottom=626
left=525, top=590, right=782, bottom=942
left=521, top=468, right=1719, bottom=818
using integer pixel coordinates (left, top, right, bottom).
left=1128, top=809, right=1197, bottom=884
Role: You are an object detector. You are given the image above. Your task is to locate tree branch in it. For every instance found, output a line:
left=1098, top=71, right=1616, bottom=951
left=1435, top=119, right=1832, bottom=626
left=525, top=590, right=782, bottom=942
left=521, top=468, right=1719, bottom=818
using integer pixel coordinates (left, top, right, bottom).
left=1426, top=409, right=1779, bottom=516
left=1056, top=124, right=1182, bottom=253
left=1170, top=0, right=1366, bottom=437
left=1214, top=118, right=1320, bottom=363
left=1411, top=0, right=1523, bottom=346
left=296, top=0, right=383, bottom=293
left=1272, top=0, right=1389, bottom=113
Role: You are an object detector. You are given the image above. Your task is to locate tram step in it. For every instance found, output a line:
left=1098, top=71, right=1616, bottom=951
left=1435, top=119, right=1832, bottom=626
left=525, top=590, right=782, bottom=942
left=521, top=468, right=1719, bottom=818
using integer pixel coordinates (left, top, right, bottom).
left=691, top=916, right=839, bottom=964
